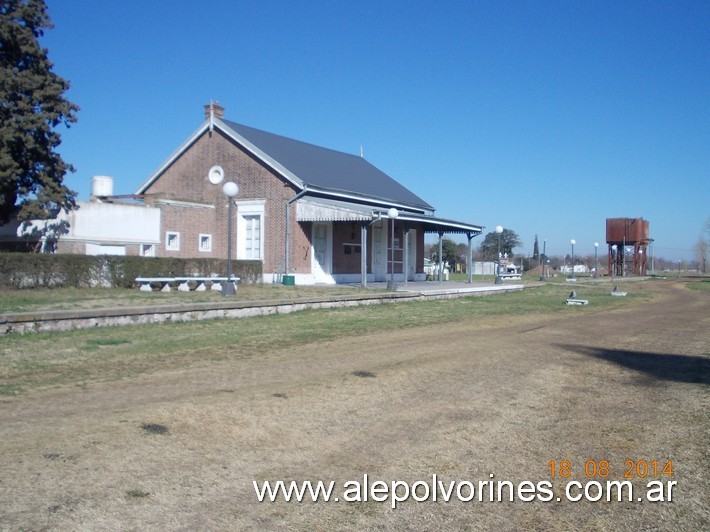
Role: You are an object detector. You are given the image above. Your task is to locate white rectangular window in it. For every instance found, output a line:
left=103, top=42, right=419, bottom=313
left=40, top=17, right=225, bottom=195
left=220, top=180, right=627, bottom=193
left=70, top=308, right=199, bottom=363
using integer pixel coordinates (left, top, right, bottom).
left=141, top=244, right=155, bottom=257
left=236, top=199, right=265, bottom=261
left=244, top=215, right=261, bottom=259
left=198, top=234, right=212, bottom=252
left=166, top=231, right=180, bottom=251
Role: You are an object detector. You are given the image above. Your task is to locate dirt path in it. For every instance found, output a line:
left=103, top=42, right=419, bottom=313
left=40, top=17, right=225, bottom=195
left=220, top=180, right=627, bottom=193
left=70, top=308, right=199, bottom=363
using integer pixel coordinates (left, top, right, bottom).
left=1, top=281, right=707, bottom=530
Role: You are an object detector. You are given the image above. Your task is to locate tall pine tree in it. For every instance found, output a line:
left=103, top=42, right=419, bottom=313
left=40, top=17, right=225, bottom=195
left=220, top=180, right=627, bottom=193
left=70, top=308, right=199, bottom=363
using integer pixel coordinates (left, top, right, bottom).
left=0, top=0, right=78, bottom=225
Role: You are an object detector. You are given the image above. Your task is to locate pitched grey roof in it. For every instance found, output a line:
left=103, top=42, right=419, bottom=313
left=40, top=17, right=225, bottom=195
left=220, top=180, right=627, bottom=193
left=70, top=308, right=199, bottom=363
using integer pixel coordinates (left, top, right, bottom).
left=221, top=120, right=434, bottom=212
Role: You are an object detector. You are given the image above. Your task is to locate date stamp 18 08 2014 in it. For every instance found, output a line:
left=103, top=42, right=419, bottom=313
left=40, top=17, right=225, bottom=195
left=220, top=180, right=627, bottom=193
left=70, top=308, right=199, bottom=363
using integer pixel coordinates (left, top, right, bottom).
left=548, top=459, right=673, bottom=479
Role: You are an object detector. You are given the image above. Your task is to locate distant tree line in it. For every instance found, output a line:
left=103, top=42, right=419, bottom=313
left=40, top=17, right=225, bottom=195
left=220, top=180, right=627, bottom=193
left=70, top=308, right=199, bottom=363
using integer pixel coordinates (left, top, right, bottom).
left=425, top=224, right=709, bottom=275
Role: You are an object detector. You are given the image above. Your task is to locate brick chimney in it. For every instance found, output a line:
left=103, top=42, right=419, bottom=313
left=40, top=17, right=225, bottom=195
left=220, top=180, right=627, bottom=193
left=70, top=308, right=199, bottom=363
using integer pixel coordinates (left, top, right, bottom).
left=203, top=101, right=224, bottom=120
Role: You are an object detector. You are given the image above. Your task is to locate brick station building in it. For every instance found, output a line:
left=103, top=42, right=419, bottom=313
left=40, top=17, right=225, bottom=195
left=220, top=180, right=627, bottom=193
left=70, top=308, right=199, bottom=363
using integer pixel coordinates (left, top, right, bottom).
left=5, top=103, right=484, bottom=285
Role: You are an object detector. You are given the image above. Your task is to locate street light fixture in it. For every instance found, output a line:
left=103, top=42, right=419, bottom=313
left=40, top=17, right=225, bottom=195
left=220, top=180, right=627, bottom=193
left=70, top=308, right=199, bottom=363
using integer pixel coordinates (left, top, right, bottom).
left=387, top=208, right=399, bottom=291
left=222, top=181, right=239, bottom=296
left=568, top=239, right=576, bottom=281
left=611, top=244, right=618, bottom=280
left=494, top=225, right=504, bottom=284
left=593, top=242, right=599, bottom=279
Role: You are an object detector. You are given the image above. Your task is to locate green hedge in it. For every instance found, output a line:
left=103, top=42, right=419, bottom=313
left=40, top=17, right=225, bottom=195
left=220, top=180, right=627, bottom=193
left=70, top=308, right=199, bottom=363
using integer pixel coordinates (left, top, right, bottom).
left=0, top=253, right=262, bottom=289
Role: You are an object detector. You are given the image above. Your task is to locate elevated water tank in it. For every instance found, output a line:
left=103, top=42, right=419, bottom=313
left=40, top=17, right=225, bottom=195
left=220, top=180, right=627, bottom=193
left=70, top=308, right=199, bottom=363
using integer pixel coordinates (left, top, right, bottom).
left=91, top=175, right=114, bottom=198
left=606, top=217, right=650, bottom=244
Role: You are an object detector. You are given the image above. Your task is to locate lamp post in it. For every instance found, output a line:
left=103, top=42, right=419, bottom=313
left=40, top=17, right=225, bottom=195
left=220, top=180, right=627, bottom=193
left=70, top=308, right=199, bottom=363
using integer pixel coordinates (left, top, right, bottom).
left=494, top=225, right=503, bottom=284
left=593, top=242, right=599, bottom=279
left=611, top=244, right=617, bottom=280
left=569, top=239, right=576, bottom=281
left=222, top=181, right=239, bottom=296
left=387, top=208, right=399, bottom=291
left=539, top=239, right=546, bottom=282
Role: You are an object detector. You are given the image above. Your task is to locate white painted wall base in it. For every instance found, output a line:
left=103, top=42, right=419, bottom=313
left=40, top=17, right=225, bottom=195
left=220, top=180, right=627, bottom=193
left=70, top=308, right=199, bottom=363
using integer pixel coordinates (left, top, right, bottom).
left=266, top=272, right=426, bottom=285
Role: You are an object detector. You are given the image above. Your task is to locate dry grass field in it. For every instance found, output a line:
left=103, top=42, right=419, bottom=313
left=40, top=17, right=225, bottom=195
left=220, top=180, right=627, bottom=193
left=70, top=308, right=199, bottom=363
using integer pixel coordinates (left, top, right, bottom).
left=0, top=280, right=708, bottom=530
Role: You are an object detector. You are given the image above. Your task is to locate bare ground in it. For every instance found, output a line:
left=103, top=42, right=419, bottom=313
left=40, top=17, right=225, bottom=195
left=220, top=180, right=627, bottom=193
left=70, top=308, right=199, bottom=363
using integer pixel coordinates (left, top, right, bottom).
left=0, top=281, right=708, bottom=530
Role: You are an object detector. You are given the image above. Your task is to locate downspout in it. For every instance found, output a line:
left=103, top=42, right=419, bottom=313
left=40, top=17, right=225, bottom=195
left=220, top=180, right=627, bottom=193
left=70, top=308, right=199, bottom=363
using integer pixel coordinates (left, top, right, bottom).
left=284, top=187, right=308, bottom=278
left=361, top=223, right=368, bottom=288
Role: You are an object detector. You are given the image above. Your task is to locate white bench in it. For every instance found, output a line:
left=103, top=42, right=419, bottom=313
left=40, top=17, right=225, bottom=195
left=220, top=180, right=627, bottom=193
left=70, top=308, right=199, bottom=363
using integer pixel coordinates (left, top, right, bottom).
left=135, top=277, right=239, bottom=292
left=500, top=273, right=522, bottom=281
left=611, top=286, right=627, bottom=296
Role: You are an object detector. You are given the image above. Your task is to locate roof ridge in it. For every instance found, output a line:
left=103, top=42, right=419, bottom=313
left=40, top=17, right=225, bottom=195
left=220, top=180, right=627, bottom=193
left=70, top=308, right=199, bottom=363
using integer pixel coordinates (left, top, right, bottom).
left=222, top=119, right=364, bottom=160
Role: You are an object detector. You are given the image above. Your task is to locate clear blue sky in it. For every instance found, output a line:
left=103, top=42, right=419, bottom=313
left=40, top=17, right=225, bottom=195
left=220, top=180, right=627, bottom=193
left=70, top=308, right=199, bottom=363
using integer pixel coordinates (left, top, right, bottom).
left=42, top=0, right=709, bottom=262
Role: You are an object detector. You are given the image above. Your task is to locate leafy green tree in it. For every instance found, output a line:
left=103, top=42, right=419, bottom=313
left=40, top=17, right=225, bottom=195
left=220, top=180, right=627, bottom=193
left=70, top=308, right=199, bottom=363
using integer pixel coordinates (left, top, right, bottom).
left=479, top=229, right=522, bottom=261
left=456, top=242, right=469, bottom=264
left=441, top=237, right=459, bottom=265
left=0, top=0, right=79, bottom=225
left=430, top=237, right=459, bottom=265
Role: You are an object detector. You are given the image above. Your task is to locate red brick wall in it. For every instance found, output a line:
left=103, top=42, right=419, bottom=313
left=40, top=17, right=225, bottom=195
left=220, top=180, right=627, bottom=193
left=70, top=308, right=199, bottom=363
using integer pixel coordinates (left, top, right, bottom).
left=143, top=129, right=310, bottom=275
left=331, top=222, right=425, bottom=275
left=157, top=203, right=219, bottom=258
left=332, top=222, right=364, bottom=274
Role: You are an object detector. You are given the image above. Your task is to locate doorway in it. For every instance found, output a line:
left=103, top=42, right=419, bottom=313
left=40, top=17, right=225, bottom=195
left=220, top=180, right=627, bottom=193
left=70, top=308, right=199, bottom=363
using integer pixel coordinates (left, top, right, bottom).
left=312, top=223, right=333, bottom=283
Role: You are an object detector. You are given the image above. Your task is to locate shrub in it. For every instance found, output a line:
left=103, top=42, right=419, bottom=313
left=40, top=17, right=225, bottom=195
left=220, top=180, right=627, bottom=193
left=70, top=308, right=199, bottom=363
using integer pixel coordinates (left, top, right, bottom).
left=0, top=253, right=262, bottom=289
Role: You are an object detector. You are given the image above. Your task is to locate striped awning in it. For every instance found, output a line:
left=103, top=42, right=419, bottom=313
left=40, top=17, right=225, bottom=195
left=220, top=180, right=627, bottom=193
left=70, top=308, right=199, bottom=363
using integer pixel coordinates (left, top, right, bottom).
left=296, top=198, right=375, bottom=222
left=295, top=197, right=483, bottom=235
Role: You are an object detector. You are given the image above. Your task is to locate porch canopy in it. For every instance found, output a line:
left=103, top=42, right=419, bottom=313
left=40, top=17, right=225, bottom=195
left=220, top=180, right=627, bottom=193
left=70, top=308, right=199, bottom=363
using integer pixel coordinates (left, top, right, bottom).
left=296, top=197, right=482, bottom=234
left=296, top=197, right=483, bottom=285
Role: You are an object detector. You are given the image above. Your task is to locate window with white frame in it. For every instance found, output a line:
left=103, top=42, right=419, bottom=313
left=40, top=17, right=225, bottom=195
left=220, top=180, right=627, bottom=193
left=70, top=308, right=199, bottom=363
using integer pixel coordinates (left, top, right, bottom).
left=166, top=231, right=180, bottom=251
left=198, top=234, right=212, bottom=252
left=243, top=215, right=261, bottom=259
left=236, top=200, right=265, bottom=260
left=141, top=244, right=155, bottom=257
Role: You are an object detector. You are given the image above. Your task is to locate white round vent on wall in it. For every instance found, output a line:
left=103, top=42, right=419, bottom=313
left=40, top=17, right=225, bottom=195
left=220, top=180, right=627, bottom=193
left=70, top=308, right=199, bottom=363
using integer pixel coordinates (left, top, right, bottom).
left=208, top=165, right=224, bottom=185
